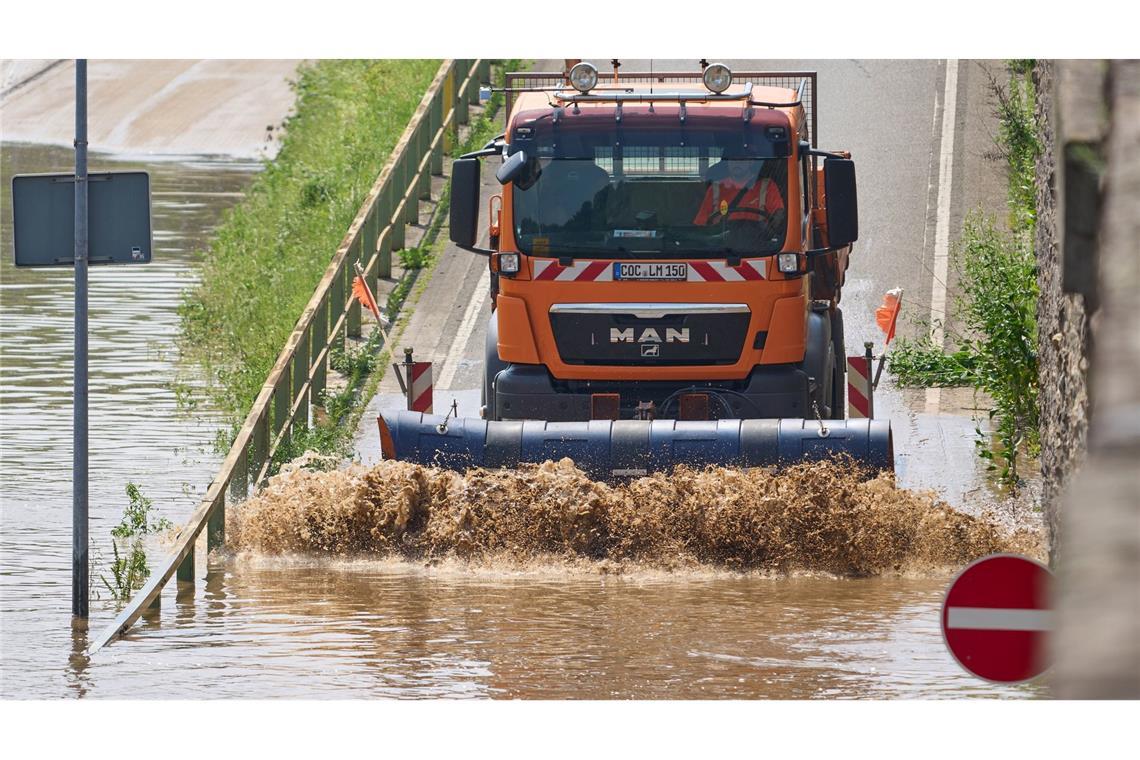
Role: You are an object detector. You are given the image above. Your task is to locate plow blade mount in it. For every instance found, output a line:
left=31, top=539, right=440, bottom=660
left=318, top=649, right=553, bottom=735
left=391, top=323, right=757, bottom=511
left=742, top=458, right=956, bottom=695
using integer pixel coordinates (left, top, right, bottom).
left=379, top=412, right=894, bottom=480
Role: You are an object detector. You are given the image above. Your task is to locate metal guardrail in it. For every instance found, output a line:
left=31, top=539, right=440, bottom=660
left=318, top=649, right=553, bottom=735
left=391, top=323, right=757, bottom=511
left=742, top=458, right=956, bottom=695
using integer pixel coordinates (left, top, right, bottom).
left=90, top=58, right=491, bottom=653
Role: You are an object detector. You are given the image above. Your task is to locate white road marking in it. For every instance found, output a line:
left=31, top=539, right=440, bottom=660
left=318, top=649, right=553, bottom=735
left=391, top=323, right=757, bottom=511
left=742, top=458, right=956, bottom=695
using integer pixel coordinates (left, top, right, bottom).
left=925, top=59, right=960, bottom=415
left=437, top=268, right=490, bottom=390
left=946, top=607, right=1052, bottom=632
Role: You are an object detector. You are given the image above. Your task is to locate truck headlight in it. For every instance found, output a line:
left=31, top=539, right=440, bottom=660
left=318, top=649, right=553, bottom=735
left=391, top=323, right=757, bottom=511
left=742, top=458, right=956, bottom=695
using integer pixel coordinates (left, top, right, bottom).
left=499, top=253, right=520, bottom=274
left=703, top=63, right=733, bottom=94
left=568, top=62, right=598, bottom=94
left=777, top=253, right=800, bottom=274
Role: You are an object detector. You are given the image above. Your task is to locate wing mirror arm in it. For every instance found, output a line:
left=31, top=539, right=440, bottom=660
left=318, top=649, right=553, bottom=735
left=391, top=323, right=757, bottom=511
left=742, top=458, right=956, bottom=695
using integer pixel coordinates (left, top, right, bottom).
left=456, top=243, right=494, bottom=257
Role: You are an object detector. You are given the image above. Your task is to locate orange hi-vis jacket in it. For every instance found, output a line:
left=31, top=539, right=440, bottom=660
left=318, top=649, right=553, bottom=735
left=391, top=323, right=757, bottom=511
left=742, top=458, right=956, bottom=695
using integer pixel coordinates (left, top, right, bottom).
left=693, top=177, right=784, bottom=225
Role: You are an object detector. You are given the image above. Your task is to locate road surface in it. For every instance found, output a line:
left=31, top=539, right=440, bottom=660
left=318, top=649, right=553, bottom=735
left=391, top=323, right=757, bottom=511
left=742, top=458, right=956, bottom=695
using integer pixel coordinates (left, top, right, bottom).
left=1, top=59, right=300, bottom=158
left=354, top=59, right=1011, bottom=510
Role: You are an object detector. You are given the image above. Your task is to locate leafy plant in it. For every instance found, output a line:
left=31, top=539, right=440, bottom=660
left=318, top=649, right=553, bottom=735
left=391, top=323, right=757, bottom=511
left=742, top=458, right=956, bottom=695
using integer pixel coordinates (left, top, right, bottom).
left=111, top=482, right=172, bottom=538
left=888, top=63, right=1041, bottom=488
left=101, top=483, right=169, bottom=603
left=398, top=246, right=431, bottom=269
left=889, top=214, right=1039, bottom=486
left=101, top=541, right=150, bottom=602
left=983, top=61, right=1041, bottom=234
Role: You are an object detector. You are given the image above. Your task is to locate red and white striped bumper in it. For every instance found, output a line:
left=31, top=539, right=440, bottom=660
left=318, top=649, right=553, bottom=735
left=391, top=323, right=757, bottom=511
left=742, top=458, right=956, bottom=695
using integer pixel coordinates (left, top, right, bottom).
left=531, top=258, right=768, bottom=282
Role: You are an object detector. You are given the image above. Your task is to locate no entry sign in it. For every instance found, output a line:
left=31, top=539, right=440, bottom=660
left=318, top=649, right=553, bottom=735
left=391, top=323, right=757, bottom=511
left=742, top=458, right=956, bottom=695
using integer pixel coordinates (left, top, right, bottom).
left=941, top=554, right=1052, bottom=683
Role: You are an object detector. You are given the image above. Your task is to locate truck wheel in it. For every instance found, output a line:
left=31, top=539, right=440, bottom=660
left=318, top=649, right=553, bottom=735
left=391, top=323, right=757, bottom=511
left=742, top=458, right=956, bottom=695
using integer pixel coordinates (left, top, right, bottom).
left=830, top=307, right=846, bottom=419
left=482, top=311, right=508, bottom=421
left=803, top=307, right=833, bottom=419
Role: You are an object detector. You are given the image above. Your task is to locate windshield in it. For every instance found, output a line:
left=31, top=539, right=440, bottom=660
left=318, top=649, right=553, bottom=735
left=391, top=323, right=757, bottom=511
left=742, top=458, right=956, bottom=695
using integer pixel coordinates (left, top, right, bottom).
left=511, top=123, right=789, bottom=259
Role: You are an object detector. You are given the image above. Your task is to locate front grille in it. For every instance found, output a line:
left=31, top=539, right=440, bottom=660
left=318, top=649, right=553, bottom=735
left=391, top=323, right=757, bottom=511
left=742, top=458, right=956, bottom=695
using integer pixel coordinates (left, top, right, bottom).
left=549, top=305, right=750, bottom=366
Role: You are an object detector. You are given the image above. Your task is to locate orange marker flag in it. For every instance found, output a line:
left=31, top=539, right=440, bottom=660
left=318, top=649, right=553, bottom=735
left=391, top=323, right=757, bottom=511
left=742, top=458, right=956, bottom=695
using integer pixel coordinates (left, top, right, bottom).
left=351, top=264, right=383, bottom=322
left=875, top=288, right=903, bottom=346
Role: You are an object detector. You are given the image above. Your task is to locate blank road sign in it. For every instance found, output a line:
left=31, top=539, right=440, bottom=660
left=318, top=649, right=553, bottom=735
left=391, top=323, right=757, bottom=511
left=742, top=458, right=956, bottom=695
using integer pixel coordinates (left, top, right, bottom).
left=11, top=171, right=152, bottom=267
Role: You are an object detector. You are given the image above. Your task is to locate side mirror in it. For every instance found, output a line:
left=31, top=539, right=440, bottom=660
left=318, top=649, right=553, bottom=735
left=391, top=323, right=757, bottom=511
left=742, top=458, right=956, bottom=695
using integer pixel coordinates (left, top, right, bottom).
left=824, top=158, right=858, bottom=247
left=496, top=150, right=541, bottom=190
left=450, top=158, right=481, bottom=248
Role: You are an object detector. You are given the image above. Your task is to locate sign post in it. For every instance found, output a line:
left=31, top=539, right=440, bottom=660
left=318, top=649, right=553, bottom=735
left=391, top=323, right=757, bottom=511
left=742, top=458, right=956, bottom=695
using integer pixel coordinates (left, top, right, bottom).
left=941, top=554, right=1053, bottom=683
left=11, top=60, right=152, bottom=619
left=73, top=59, right=89, bottom=619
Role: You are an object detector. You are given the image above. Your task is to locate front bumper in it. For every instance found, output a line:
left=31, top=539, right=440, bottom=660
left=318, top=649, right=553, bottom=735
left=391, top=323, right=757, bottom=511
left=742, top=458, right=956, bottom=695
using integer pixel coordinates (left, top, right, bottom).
left=492, top=363, right=812, bottom=421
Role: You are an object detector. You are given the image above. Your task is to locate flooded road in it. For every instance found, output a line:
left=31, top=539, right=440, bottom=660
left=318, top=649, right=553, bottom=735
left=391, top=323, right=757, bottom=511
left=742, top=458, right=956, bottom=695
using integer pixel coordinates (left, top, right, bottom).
left=1, top=141, right=257, bottom=695
left=59, top=562, right=1043, bottom=699
left=2, top=59, right=1044, bottom=701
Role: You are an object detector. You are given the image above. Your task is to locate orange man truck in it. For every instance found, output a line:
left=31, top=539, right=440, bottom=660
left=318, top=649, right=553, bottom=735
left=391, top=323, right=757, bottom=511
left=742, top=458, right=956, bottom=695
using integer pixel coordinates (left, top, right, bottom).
left=379, top=63, right=892, bottom=478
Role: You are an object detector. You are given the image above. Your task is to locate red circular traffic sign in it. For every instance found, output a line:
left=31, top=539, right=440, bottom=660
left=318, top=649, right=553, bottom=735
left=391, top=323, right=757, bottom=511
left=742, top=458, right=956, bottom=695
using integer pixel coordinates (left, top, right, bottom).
left=941, top=554, right=1052, bottom=683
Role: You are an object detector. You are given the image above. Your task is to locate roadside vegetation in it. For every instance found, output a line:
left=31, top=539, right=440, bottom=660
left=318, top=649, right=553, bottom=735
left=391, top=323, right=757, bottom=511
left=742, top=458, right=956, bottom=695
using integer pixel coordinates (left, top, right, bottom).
left=100, top=483, right=171, bottom=603
left=251, top=60, right=523, bottom=474
left=888, top=61, right=1041, bottom=487
left=178, top=59, right=442, bottom=431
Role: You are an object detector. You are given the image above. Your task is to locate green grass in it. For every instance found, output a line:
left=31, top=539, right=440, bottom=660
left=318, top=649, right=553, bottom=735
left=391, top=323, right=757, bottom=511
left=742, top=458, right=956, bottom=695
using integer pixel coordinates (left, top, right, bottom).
left=179, top=60, right=442, bottom=427
left=252, top=60, right=524, bottom=474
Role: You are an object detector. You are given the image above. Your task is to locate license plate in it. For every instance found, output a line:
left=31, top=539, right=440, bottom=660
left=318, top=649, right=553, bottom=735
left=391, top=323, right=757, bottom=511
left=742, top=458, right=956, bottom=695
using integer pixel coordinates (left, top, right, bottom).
left=613, top=262, right=688, bottom=281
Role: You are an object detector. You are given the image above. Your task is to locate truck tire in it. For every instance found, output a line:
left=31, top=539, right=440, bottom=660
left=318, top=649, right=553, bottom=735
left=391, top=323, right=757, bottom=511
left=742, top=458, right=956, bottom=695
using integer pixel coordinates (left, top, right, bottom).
left=830, top=307, right=846, bottom=419
left=802, top=307, right=833, bottom=419
left=482, top=311, right=509, bottom=421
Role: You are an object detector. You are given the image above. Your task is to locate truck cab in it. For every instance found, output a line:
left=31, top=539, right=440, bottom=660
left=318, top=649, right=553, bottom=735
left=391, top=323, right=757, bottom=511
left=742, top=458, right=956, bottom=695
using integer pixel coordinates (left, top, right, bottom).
left=450, top=63, right=858, bottom=423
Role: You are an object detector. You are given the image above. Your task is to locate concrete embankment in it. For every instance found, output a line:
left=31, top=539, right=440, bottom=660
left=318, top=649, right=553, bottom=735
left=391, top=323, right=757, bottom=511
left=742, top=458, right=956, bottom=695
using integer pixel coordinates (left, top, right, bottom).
left=0, top=59, right=300, bottom=158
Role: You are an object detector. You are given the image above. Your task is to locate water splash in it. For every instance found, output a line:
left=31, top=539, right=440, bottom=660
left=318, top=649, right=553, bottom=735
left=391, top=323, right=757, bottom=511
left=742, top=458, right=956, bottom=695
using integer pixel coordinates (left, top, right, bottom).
left=229, top=457, right=1043, bottom=575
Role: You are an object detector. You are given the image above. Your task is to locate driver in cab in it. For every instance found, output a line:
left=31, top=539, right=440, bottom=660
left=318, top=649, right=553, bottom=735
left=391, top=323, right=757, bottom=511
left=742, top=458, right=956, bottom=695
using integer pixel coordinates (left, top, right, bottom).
left=693, top=159, right=785, bottom=229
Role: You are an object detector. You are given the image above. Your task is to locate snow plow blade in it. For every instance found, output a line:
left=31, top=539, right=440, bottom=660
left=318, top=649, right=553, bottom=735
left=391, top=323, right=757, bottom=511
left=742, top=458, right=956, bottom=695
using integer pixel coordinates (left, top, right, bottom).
left=378, top=412, right=894, bottom=480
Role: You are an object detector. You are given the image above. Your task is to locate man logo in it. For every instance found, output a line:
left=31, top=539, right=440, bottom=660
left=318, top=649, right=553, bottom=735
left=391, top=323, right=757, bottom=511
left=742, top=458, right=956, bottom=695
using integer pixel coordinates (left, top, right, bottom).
left=610, top=327, right=690, bottom=344
left=641, top=344, right=661, bottom=358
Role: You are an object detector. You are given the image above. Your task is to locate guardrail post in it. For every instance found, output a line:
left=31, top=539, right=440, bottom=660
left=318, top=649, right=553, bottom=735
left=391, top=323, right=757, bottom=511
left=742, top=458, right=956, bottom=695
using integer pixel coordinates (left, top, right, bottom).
left=443, top=68, right=457, bottom=153
left=229, top=439, right=249, bottom=502
left=364, top=201, right=379, bottom=259
left=273, top=364, right=292, bottom=447
left=347, top=244, right=362, bottom=339
left=176, top=549, right=194, bottom=583
left=385, top=182, right=403, bottom=255
left=404, top=148, right=419, bottom=228
left=292, top=325, right=311, bottom=422
left=378, top=226, right=392, bottom=282
left=430, top=91, right=444, bottom=176
left=311, top=294, right=329, bottom=405
left=456, top=63, right=470, bottom=126
left=207, top=491, right=225, bottom=553
left=145, top=594, right=160, bottom=616
left=330, top=266, right=347, bottom=355
left=252, top=407, right=269, bottom=487
left=417, top=125, right=431, bottom=201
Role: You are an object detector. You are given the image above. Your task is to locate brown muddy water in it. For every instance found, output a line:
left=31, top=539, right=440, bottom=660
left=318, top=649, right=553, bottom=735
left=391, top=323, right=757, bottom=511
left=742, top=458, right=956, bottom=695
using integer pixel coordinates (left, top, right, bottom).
left=2, top=142, right=1044, bottom=700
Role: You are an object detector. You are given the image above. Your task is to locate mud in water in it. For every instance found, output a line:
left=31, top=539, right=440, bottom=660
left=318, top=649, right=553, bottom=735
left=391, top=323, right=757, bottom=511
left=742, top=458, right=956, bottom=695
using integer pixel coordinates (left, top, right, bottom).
left=229, top=457, right=1042, bottom=575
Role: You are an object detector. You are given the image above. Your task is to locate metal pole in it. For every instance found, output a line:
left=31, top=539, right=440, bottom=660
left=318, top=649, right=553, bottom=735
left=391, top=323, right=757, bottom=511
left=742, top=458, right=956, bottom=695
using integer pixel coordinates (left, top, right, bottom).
left=73, top=59, right=89, bottom=619
left=863, top=341, right=875, bottom=420
left=403, top=348, right=414, bottom=411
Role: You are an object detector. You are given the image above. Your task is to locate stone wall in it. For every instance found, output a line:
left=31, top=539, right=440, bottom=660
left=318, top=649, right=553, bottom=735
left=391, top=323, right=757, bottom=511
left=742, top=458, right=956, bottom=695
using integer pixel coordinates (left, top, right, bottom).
left=1033, top=60, right=1093, bottom=563
left=1046, top=60, right=1140, bottom=698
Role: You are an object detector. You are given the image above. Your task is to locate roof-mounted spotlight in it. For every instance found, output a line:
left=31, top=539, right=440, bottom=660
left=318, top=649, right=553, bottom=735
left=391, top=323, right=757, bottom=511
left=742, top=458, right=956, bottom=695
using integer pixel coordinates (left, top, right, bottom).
left=702, top=62, right=733, bottom=94
left=568, top=61, right=599, bottom=94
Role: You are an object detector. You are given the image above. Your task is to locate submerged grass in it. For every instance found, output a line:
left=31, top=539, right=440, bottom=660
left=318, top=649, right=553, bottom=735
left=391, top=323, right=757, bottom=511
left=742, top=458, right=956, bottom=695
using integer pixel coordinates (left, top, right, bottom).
left=179, top=60, right=441, bottom=428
